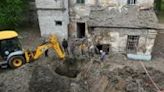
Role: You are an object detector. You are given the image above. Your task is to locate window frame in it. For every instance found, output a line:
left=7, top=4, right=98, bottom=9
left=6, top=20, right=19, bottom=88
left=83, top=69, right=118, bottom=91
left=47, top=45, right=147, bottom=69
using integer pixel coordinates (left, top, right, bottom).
left=76, top=0, right=85, bottom=4
left=126, top=35, right=140, bottom=53
left=127, top=0, right=136, bottom=5
left=55, top=21, right=62, bottom=26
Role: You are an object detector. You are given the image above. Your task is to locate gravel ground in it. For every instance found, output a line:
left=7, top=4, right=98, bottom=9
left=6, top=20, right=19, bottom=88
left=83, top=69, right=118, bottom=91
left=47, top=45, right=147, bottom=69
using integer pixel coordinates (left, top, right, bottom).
left=0, top=28, right=164, bottom=92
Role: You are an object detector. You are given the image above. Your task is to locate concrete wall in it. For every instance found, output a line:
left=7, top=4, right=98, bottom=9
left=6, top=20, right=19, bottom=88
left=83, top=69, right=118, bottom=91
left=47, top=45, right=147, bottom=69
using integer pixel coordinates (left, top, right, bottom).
left=36, top=0, right=69, bottom=40
left=91, top=28, right=157, bottom=55
left=37, top=10, right=68, bottom=40
left=36, top=0, right=65, bottom=9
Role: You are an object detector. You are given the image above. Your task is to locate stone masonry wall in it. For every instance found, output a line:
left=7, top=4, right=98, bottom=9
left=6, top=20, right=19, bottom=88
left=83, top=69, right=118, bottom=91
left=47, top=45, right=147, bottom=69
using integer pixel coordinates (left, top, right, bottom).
left=90, top=28, right=157, bottom=54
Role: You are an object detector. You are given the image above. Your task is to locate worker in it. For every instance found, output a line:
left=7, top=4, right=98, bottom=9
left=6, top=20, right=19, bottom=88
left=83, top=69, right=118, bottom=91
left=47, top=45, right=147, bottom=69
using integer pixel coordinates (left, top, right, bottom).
left=100, top=50, right=106, bottom=61
left=79, top=42, right=86, bottom=56
left=62, top=38, right=69, bottom=55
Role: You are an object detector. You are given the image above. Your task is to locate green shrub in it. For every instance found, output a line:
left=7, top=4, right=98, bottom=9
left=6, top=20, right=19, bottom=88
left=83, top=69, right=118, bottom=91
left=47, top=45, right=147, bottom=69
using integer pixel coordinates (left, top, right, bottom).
left=0, top=0, right=27, bottom=27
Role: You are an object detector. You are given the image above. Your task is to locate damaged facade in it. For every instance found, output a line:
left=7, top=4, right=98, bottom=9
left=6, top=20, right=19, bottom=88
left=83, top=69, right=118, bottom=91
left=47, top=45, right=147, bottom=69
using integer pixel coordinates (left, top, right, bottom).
left=69, top=0, right=158, bottom=59
left=36, top=0, right=158, bottom=58
left=35, top=0, right=69, bottom=40
left=88, top=7, right=158, bottom=56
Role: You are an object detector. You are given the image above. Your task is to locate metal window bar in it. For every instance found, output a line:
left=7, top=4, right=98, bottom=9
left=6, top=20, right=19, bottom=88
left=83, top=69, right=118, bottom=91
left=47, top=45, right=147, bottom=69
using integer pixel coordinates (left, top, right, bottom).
left=127, top=35, right=139, bottom=53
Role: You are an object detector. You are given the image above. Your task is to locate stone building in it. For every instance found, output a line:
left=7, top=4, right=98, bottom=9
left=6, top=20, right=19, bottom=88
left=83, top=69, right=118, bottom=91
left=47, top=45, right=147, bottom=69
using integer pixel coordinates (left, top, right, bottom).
left=69, top=0, right=155, bottom=38
left=36, top=0, right=69, bottom=40
left=35, top=0, right=158, bottom=60
left=88, top=7, right=157, bottom=57
left=69, top=0, right=158, bottom=60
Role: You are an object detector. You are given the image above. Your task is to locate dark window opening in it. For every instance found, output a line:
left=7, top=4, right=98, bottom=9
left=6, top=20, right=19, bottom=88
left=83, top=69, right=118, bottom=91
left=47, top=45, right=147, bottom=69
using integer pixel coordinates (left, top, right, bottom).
left=96, top=44, right=110, bottom=54
left=0, top=37, right=22, bottom=59
left=55, top=21, right=62, bottom=26
left=127, top=35, right=139, bottom=53
left=77, top=0, right=85, bottom=4
left=127, top=0, right=136, bottom=5
left=77, top=23, right=85, bottom=38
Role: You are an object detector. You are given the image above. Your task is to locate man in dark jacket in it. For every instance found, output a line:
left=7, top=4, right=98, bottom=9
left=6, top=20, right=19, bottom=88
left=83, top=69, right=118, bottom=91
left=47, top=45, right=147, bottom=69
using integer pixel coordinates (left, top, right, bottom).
left=62, top=38, right=69, bottom=55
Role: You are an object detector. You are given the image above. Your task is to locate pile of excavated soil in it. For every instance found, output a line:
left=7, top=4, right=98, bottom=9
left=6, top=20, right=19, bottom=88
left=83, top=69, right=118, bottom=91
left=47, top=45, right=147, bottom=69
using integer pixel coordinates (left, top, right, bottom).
left=28, top=57, right=89, bottom=92
left=29, top=65, right=89, bottom=92
left=79, top=60, right=164, bottom=92
left=29, top=66, right=71, bottom=92
left=0, top=57, right=164, bottom=92
left=104, top=66, right=164, bottom=92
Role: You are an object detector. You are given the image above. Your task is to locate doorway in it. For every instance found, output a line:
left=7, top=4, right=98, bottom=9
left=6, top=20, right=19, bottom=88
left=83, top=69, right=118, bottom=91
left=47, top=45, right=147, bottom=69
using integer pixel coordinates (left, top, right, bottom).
left=96, top=44, right=110, bottom=54
left=77, top=23, right=85, bottom=38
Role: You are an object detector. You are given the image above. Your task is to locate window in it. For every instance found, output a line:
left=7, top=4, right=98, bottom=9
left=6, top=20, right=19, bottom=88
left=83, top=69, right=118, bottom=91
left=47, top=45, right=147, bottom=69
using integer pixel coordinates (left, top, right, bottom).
left=127, top=35, right=139, bottom=53
left=77, top=0, right=85, bottom=4
left=0, top=37, right=22, bottom=58
left=127, top=0, right=136, bottom=5
left=55, top=21, right=62, bottom=26
left=96, top=44, right=110, bottom=54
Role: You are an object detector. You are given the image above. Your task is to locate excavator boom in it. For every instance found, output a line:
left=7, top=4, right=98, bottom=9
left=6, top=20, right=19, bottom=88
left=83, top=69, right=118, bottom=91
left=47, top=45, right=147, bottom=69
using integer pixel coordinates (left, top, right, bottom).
left=0, top=30, right=65, bottom=68
left=25, top=35, right=65, bottom=62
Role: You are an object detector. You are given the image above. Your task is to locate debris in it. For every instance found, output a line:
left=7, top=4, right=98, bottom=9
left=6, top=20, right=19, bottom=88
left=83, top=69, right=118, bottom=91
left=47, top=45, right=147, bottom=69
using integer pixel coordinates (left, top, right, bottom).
left=105, top=66, right=164, bottom=92
left=90, top=76, right=108, bottom=92
left=29, top=66, right=71, bottom=92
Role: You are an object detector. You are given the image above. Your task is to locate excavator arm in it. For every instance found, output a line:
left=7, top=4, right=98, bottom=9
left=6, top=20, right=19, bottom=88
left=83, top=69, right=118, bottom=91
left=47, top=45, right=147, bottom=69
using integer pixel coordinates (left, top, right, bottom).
left=25, top=35, right=65, bottom=62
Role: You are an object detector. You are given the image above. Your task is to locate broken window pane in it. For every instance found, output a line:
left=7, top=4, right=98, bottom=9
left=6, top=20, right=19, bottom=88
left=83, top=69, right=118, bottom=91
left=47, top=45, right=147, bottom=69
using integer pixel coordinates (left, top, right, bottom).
left=127, top=35, right=139, bottom=53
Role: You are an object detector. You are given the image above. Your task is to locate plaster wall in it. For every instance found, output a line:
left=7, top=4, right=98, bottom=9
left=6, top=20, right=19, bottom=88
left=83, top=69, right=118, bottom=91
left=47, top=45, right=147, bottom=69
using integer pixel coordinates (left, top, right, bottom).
left=92, top=28, right=157, bottom=54
left=37, top=10, right=68, bottom=40
left=36, top=0, right=65, bottom=9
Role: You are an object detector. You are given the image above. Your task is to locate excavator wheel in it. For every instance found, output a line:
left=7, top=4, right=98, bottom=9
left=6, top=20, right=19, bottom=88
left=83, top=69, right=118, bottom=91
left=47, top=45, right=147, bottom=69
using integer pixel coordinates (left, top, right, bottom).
left=8, top=56, right=25, bottom=69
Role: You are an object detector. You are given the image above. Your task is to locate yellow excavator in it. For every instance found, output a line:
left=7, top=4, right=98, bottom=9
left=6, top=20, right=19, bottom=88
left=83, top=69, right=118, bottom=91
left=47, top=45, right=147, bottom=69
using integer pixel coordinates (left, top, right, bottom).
left=0, top=31, right=65, bottom=68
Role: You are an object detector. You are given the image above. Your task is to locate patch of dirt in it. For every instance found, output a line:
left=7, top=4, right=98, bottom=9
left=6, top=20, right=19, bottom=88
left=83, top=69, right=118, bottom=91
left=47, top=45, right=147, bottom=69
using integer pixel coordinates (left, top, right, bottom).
left=29, top=66, right=71, bottom=92
left=0, top=28, right=164, bottom=92
left=55, top=66, right=80, bottom=78
left=105, top=66, right=164, bottom=92
left=54, top=57, right=87, bottom=78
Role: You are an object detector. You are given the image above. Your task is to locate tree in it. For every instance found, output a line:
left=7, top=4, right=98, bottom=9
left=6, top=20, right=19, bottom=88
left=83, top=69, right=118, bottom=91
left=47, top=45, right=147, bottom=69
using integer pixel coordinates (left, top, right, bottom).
left=0, top=0, right=27, bottom=27
left=155, top=0, right=162, bottom=11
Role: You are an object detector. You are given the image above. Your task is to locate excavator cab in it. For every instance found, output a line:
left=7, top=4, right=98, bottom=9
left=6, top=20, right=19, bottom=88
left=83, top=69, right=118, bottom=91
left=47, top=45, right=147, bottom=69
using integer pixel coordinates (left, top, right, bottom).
left=0, top=31, right=65, bottom=69
left=0, top=31, right=22, bottom=60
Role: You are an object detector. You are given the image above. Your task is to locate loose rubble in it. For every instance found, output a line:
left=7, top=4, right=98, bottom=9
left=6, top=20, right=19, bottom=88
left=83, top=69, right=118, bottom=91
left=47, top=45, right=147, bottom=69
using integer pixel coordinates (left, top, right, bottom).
left=0, top=29, right=164, bottom=92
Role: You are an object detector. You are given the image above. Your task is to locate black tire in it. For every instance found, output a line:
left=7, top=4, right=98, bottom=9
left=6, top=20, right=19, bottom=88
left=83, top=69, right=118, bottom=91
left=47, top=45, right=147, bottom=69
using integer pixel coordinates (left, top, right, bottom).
left=8, top=56, right=25, bottom=69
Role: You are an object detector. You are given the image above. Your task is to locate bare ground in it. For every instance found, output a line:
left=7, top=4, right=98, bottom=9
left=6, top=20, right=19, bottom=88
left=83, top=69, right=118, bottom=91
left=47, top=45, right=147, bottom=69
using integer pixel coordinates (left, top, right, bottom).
left=0, top=28, right=164, bottom=92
